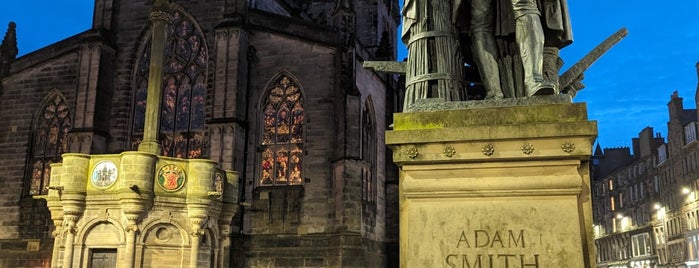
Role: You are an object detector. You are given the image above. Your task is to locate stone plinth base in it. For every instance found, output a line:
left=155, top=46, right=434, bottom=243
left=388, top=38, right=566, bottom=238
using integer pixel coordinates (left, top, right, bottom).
left=386, top=96, right=596, bottom=268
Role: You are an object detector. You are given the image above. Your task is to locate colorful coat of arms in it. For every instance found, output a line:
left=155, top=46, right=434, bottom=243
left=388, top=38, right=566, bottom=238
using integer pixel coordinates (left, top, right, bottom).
left=157, top=164, right=186, bottom=192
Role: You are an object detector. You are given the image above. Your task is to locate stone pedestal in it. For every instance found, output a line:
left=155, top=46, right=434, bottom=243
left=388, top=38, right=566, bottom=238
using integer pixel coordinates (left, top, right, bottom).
left=386, top=96, right=597, bottom=268
left=44, top=152, right=240, bottom=268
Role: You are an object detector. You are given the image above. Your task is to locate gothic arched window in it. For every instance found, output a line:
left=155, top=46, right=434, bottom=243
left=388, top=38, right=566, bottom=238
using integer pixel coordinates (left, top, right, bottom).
left=260, top=75, right=304, bottom=186
left=361, top=98, right=376, bottom=203
left=132, top=8, right=207, bottom=158
left=26, top=92, right=71, bottom=195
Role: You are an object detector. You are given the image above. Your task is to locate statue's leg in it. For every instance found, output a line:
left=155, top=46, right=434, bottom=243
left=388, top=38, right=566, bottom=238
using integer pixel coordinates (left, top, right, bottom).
left=471, top=0, right=503, bottom=99
left=512, top=0, right=554, bottom=96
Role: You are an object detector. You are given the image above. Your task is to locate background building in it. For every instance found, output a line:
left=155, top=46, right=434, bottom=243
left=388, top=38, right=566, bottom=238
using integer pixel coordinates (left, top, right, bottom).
left=592, top=64, right=699, bottom=268
left=0, top=0, right=400, bottom=266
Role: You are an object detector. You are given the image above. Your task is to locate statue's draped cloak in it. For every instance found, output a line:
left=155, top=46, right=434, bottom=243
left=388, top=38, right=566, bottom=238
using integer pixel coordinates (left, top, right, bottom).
left=402, top=0, right=465, bottom=109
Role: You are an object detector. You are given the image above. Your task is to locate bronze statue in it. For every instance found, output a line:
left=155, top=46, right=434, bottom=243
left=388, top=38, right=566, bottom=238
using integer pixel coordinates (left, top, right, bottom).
left=467, top=0, right=504, bottom=99
left=461, top=0, right=573, bottom=98
left=365, top=0, right=624, bottom=109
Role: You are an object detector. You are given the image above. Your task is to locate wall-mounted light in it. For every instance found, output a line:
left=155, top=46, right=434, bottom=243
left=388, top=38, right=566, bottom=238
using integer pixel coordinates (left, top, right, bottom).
left=657, top=207, right=666, bottom=220
left=683, top=187, right=691, bottom=195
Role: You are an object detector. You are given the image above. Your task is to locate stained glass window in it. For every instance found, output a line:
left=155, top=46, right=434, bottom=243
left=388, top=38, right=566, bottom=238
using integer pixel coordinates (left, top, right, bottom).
left=132, top=9, right=207, bottom=159
left=26, top=93, right=71, bottom=195
left=260, top=75, right=304, bottom=186
left=361, top=99, right=376, bottom=203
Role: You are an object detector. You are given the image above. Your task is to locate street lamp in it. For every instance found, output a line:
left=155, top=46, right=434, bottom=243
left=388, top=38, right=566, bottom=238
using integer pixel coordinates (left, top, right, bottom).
left=683, top=187, right=691, bottom=195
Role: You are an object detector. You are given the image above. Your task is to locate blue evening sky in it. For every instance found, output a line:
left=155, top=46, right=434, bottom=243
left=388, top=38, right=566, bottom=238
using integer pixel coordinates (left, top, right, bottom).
left=1, top=1, right=698, bottom=153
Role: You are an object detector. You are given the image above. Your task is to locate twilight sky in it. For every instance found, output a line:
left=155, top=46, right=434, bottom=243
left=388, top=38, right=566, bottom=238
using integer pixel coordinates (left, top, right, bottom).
left=1, top=1, right=698, bottom=153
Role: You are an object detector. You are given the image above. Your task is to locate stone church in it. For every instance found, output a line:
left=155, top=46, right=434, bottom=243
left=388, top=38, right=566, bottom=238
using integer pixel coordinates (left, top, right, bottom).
left=0, top=0, right=400, bottom=266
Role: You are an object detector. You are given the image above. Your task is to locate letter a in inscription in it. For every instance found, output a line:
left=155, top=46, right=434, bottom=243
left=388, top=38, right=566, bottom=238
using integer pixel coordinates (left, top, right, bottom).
left=490, top=231, right=504, bottom=248
left=457, top=231, right=471, bottom=248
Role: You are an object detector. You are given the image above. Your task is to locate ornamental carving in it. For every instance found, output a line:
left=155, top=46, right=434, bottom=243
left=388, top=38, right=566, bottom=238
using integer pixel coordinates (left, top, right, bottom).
left=405, top=146, right=419, bottom=159
left=562, top=141, right=576, bottom=153
left=444, top=145, right=456, bottom=158
left=481, top=144, right=495, bottom=156
left=91, top=161, right=118, bottom=189
left=157, top=164, right=186, bottom=192
left=521, top=143, right=535, bottom=155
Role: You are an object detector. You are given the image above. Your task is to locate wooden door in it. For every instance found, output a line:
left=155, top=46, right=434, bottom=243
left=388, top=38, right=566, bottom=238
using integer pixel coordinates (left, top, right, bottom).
left=90, top=249, right=117, bottom=268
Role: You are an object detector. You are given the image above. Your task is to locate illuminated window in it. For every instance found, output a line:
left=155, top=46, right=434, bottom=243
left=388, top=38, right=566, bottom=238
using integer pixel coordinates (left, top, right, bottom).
left=25, top=92, right=71, bottom=195
left=609, top=179, right=614, bottom=191
left=610, top=197, right=615, bottom=211
left=132, top=9, right=207, bottom=158
left=362, top=99, right=376, bottom=203
left=259, top=75, right=304, bottom=186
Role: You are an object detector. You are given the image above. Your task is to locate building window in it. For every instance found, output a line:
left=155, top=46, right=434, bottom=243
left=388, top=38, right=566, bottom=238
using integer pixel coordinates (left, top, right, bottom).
left=25, top=92, right=71, bottom=195
left=685, top=122, right=697, bottom=145
left=609, top=179, right=614, bottom=191
left=610, top=196, right=615, bottom=211
left=362, top=98, right=377, bottom=203
left=619, top=193, right=624, bottom=208
left=631, top=233, right=650, bottom=257
left=132, top=9, right=207, bottom=158
left=658, top=144, right=667, bottom=164
left=259, top=75, right=304, bottom=186
left=689, top=234, right=699, bottom=260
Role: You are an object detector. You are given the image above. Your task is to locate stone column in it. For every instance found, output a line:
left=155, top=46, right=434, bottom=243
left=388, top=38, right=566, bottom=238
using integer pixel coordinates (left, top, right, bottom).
left=138, top=0, right=171, bottom=154
left=186, top=159, right=218, bottom=267
left=46, top=163, right=65, bottom=268
left=219, top=171, right=240, bottom=268
left=123, top=223, right=138, bottom=268
left=58, top=154, right=89, bottom=268
left=386, top=96, right=597, bottom=267
left=189, top=225, right=204, bottom=268
left=119, top=151, right=157, bottom=267
left=61, top=217, right=78, bottom=268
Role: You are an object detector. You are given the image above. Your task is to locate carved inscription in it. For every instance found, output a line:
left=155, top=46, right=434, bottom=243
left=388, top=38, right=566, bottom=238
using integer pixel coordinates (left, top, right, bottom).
left=445, top=230, right=540, bottom=268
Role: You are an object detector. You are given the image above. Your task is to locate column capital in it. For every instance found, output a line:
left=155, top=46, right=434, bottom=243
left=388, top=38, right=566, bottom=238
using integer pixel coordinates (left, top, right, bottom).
left=149, top=6, right=171, bottom=23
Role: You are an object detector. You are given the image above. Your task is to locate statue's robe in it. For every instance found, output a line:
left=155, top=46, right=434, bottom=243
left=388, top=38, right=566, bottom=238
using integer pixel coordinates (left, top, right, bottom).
left=402, top=0, right=466, bottom=109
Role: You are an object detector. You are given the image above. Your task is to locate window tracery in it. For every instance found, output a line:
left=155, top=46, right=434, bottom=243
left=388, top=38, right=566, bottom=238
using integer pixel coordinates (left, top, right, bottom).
left=26, top=93, right=71, bottom=195
left=362, top=99, right=376, bottom=203
left=260, top=75, right=304, bottom=186
left=132, top=9, right=207, bottom=159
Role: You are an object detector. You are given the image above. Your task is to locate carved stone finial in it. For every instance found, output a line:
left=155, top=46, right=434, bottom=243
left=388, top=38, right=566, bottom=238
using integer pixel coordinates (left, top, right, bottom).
left=1, top=21, right=18, bottom=80
left=1, top=22, right=18, bottom=61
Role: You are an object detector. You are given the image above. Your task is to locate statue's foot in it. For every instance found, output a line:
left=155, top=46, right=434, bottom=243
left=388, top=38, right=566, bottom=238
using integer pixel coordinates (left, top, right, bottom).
left=484, top=90, right=504, bottom=100
left=527, top=81, right=556, bottom=97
